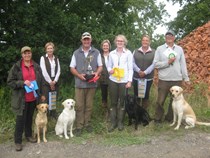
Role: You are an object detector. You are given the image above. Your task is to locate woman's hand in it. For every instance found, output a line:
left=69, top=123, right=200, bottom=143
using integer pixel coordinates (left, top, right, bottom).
left=24, top=80, right=31, bottom=87
left=50, top=81, right=56, bottom=90
left=139, top=71, right=145, bottom=78
left=50, top=81, right=56, bottom=86
left=109, top=69, right=114, bottom=74
left=125, top=81, right=131, bottom=88
left=41, top=96, right=46, bottom=102
left=50, top=85, right=55, bottom=91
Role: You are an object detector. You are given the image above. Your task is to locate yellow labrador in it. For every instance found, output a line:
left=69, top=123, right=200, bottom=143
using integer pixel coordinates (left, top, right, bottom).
left=55, top=99, right=76, bottom=139
left=35, top=103, right=48, bottom=143
left=170, top=86, right=210, bottom=130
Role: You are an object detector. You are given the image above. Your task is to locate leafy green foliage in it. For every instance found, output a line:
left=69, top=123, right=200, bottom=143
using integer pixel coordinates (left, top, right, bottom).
left=167, top=0, right=210, bottom=38
left=0, top=47, right=20, bottom=83
left=0, top=0, right=167, bottom=84
left=0, top=86, right=15, bottom=143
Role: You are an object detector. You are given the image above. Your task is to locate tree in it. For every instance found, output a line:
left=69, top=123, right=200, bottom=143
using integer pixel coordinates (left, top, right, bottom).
left=167, top=0, right=210, bottom=38
left=0, top=0, right=166, bottom=84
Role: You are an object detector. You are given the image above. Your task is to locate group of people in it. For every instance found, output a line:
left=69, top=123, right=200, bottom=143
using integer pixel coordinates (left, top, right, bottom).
left=69, top=31, right=189, bottom=136
left=7, top=30, right=189, bottom=151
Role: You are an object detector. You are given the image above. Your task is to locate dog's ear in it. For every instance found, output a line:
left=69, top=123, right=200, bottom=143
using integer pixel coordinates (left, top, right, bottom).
left=179, top=87, right=183, bottom=93
left=62, top=100, right=66, bottom=107
left=170, top=87, right=174, bottom=93
left=36, top=104, right=40, bottom=109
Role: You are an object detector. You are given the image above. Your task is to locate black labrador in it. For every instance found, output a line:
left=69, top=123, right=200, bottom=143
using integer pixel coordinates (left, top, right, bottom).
left=125, top=94, right=151, bottom=130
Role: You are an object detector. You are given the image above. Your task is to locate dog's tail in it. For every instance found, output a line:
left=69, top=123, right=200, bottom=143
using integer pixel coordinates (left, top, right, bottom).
left=196, top=121, right=210, bottom=126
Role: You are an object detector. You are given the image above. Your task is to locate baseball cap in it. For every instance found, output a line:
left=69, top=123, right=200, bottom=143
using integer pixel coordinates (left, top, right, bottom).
left=81, top=32, right=92, bottom=39
left=21, top=46, right=31, bottom=53
left=165, top=30, right=175, bottom=36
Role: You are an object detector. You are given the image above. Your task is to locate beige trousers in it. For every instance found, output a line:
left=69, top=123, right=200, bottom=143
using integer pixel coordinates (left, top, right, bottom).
left=75, top=88, right=96, bottom=129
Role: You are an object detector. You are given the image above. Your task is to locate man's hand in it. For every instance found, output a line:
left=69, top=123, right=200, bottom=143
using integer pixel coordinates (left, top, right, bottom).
left=168, top=57, right=176, bottom=65
left=183, top=81, right=191, bottom=86
left=77, top=73, right=86, bottom=81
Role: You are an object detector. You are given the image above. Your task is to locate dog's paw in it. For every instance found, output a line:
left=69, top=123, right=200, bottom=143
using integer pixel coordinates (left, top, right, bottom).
left=170, top=123, right=175, bottom=126
left=37, top=140, right=41, bottom=144
left=174, top=126, right=179, bottom=130
left=185, top=125, right=192, bottom=129
left=65, top=136, right=69, bottom=139
left=59, top=135, right=63, bottom=138
left=70, top=134, right=74, bottom=138
left=44, top=139, right=47, bottom=143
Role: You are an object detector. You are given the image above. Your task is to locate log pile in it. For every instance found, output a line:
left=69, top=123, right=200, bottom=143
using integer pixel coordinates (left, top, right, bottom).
left=177, top=21, right=210, bottom=93
left=153, top=21, right=210, bottom=95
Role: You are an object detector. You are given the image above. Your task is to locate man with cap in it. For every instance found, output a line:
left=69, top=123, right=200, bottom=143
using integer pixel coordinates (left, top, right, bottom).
left=153, top=30, right=190, bottom=123
left=70, top=32, right=102, bottom=136
left=7, top=46, right=45, bottom=151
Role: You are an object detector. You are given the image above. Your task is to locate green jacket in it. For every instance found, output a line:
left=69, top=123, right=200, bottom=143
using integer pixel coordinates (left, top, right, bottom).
left=7, top=60, right=44, bottom=116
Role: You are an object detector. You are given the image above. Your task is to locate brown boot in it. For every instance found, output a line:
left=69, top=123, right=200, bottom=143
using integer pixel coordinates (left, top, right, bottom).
left=26, top=137, right=37, bottom=143
left=15, top=143, right=22, bottom=151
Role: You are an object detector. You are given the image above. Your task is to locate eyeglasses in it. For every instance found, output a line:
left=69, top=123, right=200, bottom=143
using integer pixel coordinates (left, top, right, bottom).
left=117, top=40, right=124, bottom=42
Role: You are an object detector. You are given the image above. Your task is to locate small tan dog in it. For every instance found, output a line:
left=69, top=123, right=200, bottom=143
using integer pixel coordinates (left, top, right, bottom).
left=170, top=86, right=210, bottom=130
left=35, top=103, right=48, bottom=143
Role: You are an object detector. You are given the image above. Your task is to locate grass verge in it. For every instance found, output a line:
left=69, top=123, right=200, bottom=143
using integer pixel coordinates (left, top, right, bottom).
left=1, top=83, right=210, bottom=145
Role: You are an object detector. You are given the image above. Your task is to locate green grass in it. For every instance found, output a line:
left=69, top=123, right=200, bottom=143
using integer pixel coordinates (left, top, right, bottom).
left=1, top=83, right=210, bottom=145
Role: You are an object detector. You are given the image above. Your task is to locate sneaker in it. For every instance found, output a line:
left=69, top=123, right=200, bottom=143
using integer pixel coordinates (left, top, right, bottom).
left=74, top=129, right=82, bottom=137
left=85, top=125, right=93, bottom=133
left=26, top=137, right=37, bottom=143
left=15, top=143, right=22, bottom=151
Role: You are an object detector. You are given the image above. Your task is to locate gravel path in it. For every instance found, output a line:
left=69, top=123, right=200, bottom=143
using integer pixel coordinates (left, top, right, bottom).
left=1, top=130, right=210, bottom=158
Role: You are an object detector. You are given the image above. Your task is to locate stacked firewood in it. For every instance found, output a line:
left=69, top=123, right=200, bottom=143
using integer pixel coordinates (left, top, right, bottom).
left=177, top=21, right=210, bottom=93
